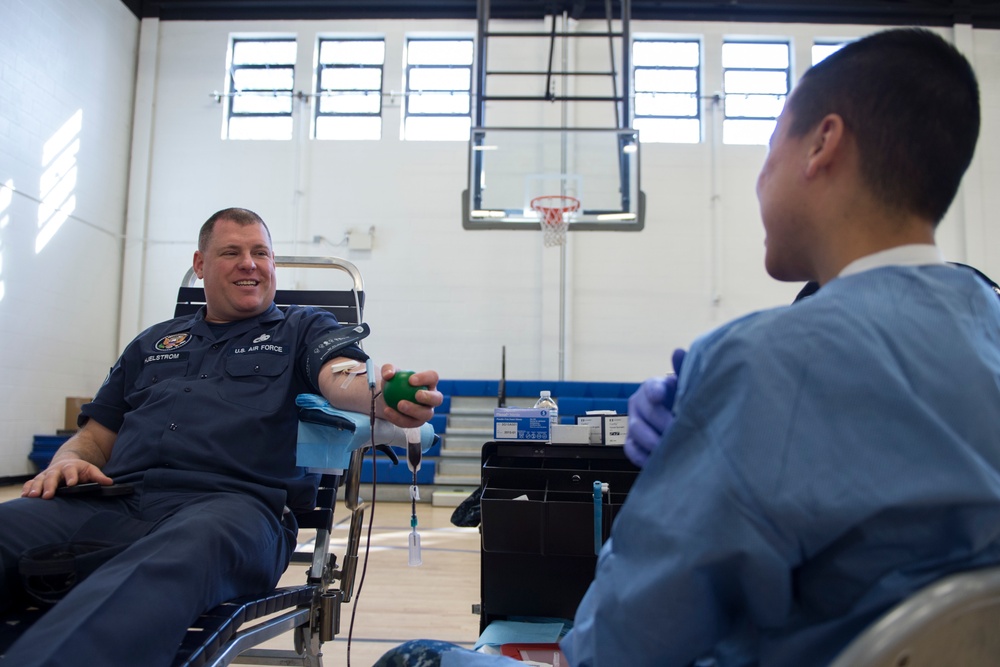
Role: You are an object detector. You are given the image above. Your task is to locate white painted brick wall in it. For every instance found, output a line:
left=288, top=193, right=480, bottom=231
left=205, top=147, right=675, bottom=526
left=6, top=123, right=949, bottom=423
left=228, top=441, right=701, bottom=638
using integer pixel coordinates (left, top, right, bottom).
left=2, top=8, right=998, bottom=477
left=135, top=18, right=1000, bottom=386
left=0, top=0, right=137, bottom=476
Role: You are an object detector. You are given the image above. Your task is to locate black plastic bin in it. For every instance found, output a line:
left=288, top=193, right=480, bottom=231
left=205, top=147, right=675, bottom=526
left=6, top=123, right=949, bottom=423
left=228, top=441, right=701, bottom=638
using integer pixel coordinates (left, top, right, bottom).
left=478, top=441, right=639, bottom=631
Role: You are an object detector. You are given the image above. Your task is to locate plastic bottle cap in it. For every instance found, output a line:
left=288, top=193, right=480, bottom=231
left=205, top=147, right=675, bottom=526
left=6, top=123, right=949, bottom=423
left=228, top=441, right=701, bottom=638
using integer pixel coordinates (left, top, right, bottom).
left=540, top=390, right=551, bottom=397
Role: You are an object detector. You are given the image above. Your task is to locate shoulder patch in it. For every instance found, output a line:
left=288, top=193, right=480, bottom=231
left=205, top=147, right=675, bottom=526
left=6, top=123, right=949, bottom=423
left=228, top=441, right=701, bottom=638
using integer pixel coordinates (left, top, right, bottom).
left=156, top=332, right=192, bottom=351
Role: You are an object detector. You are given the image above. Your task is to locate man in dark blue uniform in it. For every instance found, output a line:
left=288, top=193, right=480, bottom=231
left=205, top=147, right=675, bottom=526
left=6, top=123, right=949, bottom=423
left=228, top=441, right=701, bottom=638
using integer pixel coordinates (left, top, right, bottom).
left=0, top=207, right=442, bottom=667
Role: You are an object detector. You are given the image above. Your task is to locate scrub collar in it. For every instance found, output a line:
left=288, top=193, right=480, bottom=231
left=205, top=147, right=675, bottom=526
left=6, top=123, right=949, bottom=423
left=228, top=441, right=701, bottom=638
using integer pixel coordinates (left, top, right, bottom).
left=838, top=244, right=945, bottom=279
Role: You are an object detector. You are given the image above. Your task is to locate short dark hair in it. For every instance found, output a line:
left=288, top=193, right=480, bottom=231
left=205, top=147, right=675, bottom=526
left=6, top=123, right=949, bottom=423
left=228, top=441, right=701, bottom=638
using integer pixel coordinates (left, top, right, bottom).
left=786, top=28, right=980, bottom=224
left=198, top=207, right=273, bottom=252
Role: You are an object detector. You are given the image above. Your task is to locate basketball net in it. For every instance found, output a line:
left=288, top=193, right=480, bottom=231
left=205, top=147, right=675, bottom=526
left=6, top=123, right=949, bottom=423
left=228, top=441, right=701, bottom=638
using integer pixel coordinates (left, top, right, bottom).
left=531, top=195, right=580, bottom=247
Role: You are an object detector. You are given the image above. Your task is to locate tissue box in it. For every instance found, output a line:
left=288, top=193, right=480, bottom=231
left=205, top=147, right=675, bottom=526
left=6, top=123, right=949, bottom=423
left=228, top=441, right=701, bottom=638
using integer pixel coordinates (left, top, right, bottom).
left=551, top=424, right=591, bottom=444
left=494, top=408, right=551, bottom=441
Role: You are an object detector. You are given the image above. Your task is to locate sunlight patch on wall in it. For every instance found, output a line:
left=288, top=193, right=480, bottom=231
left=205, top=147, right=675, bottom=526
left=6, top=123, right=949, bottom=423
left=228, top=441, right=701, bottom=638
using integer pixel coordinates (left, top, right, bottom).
left=0, top=179, right=11, bottom=302
left=36, top=110, right=82, bottom=254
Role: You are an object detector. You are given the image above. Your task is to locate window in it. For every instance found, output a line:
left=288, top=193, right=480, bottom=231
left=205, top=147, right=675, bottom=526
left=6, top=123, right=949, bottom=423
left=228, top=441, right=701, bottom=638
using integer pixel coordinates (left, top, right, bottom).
left=226, top=38, right=297, bottom=140
left=404, top=38, right=474, bottom=141
left=632, top=40, right=701, bottom=144
left=315, top=38, right=385, bottom=140
left=722, top=41, right=790, bottom=145
left=812, top=40, right=848, bottom=65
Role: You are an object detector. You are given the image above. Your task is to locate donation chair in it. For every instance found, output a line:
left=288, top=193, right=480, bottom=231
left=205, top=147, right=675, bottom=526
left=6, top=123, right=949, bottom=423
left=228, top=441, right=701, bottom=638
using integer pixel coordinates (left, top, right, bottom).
left=829, top=565, right=1000, bottom=667
left=0, top=256, right=423, bottom=666
left=171, top=256, right=427, bottom=667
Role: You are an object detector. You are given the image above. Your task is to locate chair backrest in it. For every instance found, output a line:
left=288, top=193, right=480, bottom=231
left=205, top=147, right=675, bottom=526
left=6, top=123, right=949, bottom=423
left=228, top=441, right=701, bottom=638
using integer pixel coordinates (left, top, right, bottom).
left=175, top=255, right=365, bottom=325
left=170, top=254, right=374, bottom=667
left=829, top=565, right=1000, bottom=667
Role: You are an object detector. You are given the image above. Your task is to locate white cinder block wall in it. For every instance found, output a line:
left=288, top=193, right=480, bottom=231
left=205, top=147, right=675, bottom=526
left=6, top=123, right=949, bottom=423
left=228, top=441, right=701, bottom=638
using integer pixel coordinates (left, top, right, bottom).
left=0, top=0, right=138, bottom=476
left=2, top=4, right=999, bottom=477
left=131, top=18, right=1000, bottom=380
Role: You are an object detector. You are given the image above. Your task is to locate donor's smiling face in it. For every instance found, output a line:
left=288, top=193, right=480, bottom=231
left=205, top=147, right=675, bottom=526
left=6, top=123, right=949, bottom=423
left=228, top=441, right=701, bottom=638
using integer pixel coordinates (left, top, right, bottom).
left=192, top=219, right=277, bottom=323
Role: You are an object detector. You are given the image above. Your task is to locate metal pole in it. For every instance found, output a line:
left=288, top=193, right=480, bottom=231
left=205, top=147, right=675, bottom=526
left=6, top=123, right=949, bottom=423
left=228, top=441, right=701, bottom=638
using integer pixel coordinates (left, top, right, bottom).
left=475, top=0, right=488, bottom=126
left=622, top=0, right=632, bottom=127
left=559, top=10, right=569, bottom=381
left=709, top=94, right=723, bottom=309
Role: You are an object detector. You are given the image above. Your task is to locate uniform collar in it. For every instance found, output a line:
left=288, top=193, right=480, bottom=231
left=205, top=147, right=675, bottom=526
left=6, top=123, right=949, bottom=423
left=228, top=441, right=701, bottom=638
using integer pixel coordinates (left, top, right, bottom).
left=189, top=303, right=284, bottom=340
left=838, top=244, right=945, bottom=278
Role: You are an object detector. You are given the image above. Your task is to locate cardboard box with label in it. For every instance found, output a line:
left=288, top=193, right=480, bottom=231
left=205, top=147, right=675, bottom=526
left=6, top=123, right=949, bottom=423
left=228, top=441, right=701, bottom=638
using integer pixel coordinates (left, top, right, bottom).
left=64, top=397, right=91, bottom=432
left=575, top=411, right=628, bottom=445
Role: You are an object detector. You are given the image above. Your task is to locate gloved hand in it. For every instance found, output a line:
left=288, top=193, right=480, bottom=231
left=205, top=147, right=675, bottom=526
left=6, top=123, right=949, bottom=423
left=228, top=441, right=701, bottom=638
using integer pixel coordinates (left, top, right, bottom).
left=624, top=348, right=687, bottom=468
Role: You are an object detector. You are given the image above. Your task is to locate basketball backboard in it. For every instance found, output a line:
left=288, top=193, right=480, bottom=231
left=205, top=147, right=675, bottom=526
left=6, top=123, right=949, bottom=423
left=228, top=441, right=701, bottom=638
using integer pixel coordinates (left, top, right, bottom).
left=463, top=126, right=643, bottom=231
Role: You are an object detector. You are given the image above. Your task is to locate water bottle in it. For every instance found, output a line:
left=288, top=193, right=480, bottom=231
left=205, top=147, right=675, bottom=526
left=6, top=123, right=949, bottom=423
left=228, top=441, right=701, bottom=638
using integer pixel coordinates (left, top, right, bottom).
left=533, top=390, right=559, bottom=438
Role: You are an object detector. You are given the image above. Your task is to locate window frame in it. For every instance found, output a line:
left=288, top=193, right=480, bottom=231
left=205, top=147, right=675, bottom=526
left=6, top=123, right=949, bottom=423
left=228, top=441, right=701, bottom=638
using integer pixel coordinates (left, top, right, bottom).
left=314, top=37, right=386, bottom=141
left=225, top=37, right=297, bottom=140
left=631, top=38, right=702, bottom=144
left=811, top=40, right=849, bottom=66
left=403, top=37, right=474, bottom=141
left=721, top=40, right=791, bottom=145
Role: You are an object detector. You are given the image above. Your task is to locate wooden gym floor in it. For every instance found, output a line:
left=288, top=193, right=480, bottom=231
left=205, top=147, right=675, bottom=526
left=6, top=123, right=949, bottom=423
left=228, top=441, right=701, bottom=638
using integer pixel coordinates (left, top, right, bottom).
left=0, top=484, right=482, bottom=666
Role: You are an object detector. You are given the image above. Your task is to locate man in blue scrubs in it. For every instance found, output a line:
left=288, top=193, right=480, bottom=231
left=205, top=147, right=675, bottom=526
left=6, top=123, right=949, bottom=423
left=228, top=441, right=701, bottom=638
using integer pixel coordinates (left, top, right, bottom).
left=379, top=27, right=1000, bottom=667
left=0, top=207, right=443, bottom=667
left=574, top=28, right=1000, bottom=666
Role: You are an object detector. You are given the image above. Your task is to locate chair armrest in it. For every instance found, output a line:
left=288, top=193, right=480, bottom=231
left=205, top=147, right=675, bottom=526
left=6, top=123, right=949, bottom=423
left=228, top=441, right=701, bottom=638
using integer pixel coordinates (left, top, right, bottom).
left=295, top=394, right=437, bottom=474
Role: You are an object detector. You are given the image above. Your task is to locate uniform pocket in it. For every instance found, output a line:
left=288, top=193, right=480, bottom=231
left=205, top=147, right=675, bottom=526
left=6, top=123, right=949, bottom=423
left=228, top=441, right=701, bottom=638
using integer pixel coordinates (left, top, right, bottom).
left=222, top=354, right=290, bottom=411
left=136, top=358, right=189, bottom=390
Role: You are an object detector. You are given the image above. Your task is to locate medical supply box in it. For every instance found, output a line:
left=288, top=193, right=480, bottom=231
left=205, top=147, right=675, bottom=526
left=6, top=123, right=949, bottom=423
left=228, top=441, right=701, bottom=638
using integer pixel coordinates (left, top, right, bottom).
left=493, top=407, right=551, bottom=441
left=574, top=413, right=628, bottom=445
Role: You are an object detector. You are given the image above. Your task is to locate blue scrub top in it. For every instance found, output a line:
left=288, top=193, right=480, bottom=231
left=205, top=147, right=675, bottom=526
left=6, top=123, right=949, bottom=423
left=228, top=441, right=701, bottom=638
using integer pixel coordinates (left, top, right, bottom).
left=564, top=264, right=1000, bottom=666
left=80, top=303, right=368, bottom=513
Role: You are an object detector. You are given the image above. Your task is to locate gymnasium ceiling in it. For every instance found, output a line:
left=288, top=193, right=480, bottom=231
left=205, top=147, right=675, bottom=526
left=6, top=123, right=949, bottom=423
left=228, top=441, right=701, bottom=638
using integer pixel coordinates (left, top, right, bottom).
left=119, top=1, right=1000, bottom=29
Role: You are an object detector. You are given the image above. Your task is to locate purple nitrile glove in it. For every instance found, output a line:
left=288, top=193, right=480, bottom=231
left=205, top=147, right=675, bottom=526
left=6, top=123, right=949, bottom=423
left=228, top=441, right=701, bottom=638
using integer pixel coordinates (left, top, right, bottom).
left=624, top=348, right=687, bottom=468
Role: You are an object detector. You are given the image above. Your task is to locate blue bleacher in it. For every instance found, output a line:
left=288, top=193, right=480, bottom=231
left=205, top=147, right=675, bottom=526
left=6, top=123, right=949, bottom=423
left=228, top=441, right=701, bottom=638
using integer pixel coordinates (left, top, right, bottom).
left=29, top=381, right=635, bottom=486
left=433, top=379, right=639, bottom=416
left=359, top=457, right=436, bottom=484
left=430, top=379, right=638, bottom=464
left=556, top=397, right=630, bottom=422
left=28, top=434, right=71, bottom=470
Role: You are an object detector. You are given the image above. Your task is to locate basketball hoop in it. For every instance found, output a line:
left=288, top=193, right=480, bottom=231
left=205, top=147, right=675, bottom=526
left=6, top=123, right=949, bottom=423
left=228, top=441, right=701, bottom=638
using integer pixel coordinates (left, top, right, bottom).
left=531, top=195, right=580, bottom=247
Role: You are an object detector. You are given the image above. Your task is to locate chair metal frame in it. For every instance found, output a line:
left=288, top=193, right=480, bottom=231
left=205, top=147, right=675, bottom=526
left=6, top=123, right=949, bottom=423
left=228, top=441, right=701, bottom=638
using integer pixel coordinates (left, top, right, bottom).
left=829, top=565, right=1000, bottom=667
left=172, top=256, right=378, bottom=667
left=0, top=256, right=383, bottom=667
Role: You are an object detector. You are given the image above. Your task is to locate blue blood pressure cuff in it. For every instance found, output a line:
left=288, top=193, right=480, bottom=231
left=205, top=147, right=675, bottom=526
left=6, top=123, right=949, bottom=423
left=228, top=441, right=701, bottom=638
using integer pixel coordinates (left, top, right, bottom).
left=305, top=323, right=371, bottom=386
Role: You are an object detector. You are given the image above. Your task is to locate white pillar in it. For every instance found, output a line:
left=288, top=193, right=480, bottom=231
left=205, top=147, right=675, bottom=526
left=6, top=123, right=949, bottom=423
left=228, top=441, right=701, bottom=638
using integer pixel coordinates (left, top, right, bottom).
left=118, top=17, right=161, bottom=350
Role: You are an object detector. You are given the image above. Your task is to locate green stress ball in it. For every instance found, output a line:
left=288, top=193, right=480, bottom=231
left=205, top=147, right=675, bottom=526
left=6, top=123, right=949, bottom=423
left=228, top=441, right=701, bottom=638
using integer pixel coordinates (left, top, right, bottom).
left=383, top=370, right=428, bottom=410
